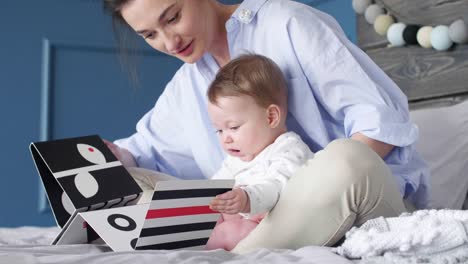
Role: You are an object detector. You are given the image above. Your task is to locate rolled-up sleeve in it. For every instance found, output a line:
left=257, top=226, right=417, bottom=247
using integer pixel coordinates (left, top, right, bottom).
left=343, top=103, right=418, bottom=147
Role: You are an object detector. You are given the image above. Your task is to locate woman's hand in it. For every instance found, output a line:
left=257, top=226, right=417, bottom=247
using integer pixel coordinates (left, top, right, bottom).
left=209, top=188, right=250, bottom=214
left=102, top=139, right=137, bottom=167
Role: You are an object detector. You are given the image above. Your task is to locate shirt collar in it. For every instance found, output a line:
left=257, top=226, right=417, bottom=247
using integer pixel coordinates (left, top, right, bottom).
left=231, top=0, right=268, bottom=24
left=196, top=0, right=269, bottom=76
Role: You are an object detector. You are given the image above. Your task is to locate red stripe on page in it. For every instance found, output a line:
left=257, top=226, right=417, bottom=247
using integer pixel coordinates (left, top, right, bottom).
left=145, top=206, right=217, bottom=219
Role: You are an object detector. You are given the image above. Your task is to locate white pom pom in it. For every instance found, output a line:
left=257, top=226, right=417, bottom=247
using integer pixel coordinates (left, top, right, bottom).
left=387, top=23, right=407, bottom=47
left=352, top=0, right=372, bottom=15
left=364, top=4, right=385, bottom=24
left=431, top=25, right=454, bottom=51
left=449, top=19, right=468, bottom=44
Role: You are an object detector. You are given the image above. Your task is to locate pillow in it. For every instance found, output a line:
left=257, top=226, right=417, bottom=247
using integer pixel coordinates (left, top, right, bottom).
left=409, top=100, right=468, bottom=209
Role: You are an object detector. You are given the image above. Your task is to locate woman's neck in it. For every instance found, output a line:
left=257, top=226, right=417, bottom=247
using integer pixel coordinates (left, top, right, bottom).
left=209, top=2, right=239, bottom=67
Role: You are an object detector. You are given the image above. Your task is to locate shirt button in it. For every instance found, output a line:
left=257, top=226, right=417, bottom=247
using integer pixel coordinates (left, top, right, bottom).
left=239, top=9, right=253, bottom=23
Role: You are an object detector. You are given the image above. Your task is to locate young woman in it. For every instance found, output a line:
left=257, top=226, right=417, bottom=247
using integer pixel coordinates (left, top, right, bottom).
left=102, top=0, right=429, bottom=253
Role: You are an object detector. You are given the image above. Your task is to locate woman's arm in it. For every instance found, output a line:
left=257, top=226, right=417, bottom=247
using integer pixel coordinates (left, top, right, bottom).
left=284, top=7, right=417, bottom=157
left=351, top=132, right=394, bottom=159
left=113, top=74, right=201, bottom=178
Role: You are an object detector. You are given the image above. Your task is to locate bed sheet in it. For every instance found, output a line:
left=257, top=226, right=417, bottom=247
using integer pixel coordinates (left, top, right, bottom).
left=0, top=227, right=353, bottom=264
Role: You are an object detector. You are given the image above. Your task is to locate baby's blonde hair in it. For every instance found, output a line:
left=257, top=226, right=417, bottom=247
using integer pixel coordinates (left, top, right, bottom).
left=207, top=54, right=287, bottom=110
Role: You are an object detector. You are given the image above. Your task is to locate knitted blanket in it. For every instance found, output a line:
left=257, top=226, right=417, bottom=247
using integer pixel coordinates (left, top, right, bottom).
left=334, top=210, right=468, bottom=264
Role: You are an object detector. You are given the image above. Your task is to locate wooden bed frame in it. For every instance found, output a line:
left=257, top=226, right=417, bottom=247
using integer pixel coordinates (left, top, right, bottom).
left=356, top=0, right=468, bottom=109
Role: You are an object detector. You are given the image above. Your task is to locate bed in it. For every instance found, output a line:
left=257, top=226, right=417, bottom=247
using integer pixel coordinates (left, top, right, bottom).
left=2, top=96, right=468, bottom=263
left=2, top=1, right=468, bottom=263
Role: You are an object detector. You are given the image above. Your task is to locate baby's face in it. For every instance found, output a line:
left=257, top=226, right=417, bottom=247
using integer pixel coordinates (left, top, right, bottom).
left=208, top=95, right=277, bottom=162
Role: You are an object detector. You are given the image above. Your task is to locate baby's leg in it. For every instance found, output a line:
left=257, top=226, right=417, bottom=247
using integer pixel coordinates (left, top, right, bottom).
left=205, top=214, right=229, bottom=250
left=205, top=214, right=259, bottom=251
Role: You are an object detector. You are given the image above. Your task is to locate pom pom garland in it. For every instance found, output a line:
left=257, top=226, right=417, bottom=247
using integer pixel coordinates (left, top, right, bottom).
left=354, top=1, right=468, bottom=51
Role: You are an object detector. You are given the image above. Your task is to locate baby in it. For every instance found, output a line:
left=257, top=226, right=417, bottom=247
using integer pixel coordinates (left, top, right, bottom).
left=205, top=54, right=314, bottom=250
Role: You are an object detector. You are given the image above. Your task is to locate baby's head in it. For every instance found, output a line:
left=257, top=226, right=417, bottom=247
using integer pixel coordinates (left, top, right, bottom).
left=207, top=54, right=288, bottom=162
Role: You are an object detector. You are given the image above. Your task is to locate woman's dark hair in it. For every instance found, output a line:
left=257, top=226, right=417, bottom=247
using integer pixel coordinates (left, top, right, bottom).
left=103, top=0, right=139, bottom=86
left=103, top=0, right=129, bottom=25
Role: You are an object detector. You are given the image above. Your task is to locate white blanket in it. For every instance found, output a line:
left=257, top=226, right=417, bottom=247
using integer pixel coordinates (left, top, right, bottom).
left=335, top=210, right=468, bottom=264
left=0, top=226, right=352, bottom=264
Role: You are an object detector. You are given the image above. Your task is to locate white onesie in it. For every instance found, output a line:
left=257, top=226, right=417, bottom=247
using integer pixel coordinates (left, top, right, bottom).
left=212, top=131, right=314, bottom=216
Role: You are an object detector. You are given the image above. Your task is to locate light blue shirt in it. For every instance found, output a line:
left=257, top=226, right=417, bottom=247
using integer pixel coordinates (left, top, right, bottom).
left=115, top=0, right=429, bottom=208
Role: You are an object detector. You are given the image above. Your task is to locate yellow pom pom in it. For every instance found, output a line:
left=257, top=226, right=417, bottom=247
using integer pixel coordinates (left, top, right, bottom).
left=374, top=15, right=395, bottom=36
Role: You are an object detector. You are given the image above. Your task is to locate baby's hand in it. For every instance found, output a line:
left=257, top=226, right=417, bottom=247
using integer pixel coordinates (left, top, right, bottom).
left=102, top=139, right=137, bottom=167
left=209, top=188, right=250, bottom=214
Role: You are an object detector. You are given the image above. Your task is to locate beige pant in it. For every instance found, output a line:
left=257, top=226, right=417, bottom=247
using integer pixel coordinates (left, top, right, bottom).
left=232, top=138, right=407, bottom=254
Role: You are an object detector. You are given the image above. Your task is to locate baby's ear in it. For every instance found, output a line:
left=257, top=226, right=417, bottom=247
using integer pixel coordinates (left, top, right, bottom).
left=266, top=104, right=282, bottom=128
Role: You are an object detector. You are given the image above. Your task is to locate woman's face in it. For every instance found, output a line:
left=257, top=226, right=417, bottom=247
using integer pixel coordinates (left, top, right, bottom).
left=121, top=0, right=216, bottom=63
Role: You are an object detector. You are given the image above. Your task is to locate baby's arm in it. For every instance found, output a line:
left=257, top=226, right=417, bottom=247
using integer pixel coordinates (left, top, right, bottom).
left=210, top=158, right=250, bottom=214
left=243, top=133, right=314, bottom=215
left=210, top=133, right=313, bottom=216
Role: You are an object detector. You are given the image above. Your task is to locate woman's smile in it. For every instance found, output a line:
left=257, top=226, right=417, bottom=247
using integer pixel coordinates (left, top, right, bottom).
left=176, top=40, right=194, bottom=57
